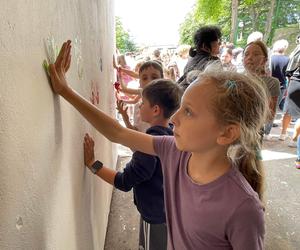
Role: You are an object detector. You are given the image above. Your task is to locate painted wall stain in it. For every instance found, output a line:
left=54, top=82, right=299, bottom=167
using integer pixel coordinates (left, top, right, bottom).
left=16, top=216, right=23, bottom=230
left=90, top=80, right=100, bottom=105
left=74, top=36, right=83, bottom=79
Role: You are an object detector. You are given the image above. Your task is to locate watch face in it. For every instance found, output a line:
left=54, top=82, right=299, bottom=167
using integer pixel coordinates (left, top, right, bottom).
left=91, top=160, right=103, bottom=174
left=91, top=166, right=98, bottom=174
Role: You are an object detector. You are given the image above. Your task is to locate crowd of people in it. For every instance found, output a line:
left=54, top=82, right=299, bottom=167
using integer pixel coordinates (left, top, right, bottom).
left=114, top=27, right=300, bottom=166
left=47, top=24, right=300, bottom=249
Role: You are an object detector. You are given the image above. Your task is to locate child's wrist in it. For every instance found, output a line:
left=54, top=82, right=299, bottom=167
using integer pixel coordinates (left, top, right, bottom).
left=60, top=85, right=72, bottom=97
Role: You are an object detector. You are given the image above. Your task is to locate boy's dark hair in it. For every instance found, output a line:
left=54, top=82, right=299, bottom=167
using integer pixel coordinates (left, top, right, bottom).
left=142, top=79, right=182, bottom=119
left=139, top=60, right=164, bottom=78
left=190, top=25, right=222, bottom=57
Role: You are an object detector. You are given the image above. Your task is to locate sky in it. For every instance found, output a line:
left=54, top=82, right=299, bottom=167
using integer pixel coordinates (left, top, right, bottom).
left=115, top=0, right=195, bottom=46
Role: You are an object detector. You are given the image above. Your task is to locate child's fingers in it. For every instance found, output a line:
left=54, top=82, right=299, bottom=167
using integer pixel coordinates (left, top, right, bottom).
left=49, top=64, right=60, bottom=90
left=117, top=100, right=124, bottom=110
left=49, top=64, right=57, bottom=79
left=84, top=133, right=92, bottom=146
left=64, top=44, right=72, bottom=71
left=60, top=41, right=71, bottom=72
left=85, top=133, right=95, bottom=147
left=55, top=42, right=68, bottom=68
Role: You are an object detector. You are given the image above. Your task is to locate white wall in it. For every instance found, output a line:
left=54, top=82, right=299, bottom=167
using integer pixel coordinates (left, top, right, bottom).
left=0, top=1, right=116, bottom=249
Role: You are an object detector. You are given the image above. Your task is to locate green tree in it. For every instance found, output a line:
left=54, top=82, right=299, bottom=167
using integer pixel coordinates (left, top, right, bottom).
left=115, top=16, right=137, bottom=53
left=179, top=0, right=299, bottom=47
left=179, top=12, right=203, bottom=45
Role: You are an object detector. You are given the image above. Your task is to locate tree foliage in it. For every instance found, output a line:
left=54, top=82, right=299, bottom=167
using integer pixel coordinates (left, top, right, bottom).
left=179, top=12, right=203, bottom=45
left=115, top=16, right=137, bottom=53
left=179, top=0, right=300, bottom=47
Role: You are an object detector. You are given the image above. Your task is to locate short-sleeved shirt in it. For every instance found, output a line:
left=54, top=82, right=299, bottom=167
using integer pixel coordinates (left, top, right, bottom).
left=271, top=54, right=289, bottom=87
left=153, top=136, right=265, bottom=250
left=261, top=75, right=280, bottom=97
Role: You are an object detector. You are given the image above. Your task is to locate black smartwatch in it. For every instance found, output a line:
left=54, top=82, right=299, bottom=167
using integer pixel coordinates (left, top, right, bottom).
left=90, top=160, right=103, bottom=174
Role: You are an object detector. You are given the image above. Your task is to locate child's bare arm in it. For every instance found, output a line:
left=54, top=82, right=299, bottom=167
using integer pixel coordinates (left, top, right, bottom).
left=49, top=40, right=155, bottom=155
left=117, top=66, right=141, bottom=96
left=119, top=84, right=141, bottom=96
left=119, top=67, right=139, bottom=79
left=119, top=95, right=140, bottom=105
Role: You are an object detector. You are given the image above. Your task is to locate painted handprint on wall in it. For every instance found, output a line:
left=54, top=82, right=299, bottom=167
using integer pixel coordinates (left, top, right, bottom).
left=43, top=35, right=59, bottom=76
left=90, top=80, right=100, bottom=105
left=74, top=36, right=84, bottom=80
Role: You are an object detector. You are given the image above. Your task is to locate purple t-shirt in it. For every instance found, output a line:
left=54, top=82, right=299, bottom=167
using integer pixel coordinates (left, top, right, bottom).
left=153, top=136, right=265, bottom=250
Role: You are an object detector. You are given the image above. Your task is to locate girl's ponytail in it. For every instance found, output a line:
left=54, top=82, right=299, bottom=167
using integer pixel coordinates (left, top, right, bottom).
left=197, top=69, right=269, bottom=202
left=189, top=47, right=197, bottom=57
left=235, top=142, right=264, bottom=201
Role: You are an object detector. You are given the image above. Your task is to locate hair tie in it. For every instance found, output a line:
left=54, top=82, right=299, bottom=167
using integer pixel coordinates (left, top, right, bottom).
left=226, top=80, right=237, bottom=90
left=255, top=148, right=263, bottom=160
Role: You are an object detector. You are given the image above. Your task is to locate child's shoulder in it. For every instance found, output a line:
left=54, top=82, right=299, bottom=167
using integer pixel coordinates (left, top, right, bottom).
left=228, top=167, right=261, bottom=201
left=146, top=125, right=174, bottom=136
left=261, top=75, right=280, bottom=86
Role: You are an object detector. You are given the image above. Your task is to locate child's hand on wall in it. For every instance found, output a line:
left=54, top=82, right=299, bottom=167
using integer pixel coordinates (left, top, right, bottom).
left=49, top=40, right=72, bottom=95
left=83, top=133, right=96, bottom=168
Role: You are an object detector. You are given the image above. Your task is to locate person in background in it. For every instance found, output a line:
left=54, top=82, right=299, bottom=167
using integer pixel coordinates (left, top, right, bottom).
left=279, top=35, right=300, bottom=150
left=232, top=47, right=244, bottom=73
left=49, top=40, right=267, bottom=249
left=271, top=39, right=289, bottom=111
left=117, top=60, right=164, bottom=132
left=174, top=44, right=191, bottom=78
left=293, top=119, right=300, bottom=169
left=220, top=48, right=237, bottom=71
left=84, top=80, right=181, bottom=250
left=152, top=49, right=163, bottom=63
left=117, top=54, right=134, bottom=86
left=177, top=25, right=222, bottom=89
left=243, top=40, right=280, bottom=141
left=247, top=31, right=263, bottom=44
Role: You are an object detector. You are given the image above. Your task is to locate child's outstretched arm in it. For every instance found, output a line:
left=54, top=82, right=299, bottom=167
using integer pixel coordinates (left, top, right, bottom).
left=112, top=55, right=139, bottom=79
left=119, top=85, right=141, bottom=96
left=119, top=67, right=139, bottom=79
left=49, top=40, right=156, bottom=155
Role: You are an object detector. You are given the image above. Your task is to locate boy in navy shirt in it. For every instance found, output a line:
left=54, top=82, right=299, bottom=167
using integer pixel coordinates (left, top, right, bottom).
left=83, top=79, right=182, bottom=250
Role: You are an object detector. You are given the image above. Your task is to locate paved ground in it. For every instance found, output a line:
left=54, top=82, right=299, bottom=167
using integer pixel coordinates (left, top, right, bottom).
left=104, top=113, right=300, bottom=250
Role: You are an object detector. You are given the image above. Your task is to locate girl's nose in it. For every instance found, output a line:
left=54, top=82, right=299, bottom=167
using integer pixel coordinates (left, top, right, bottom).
left=170, top=110, right=179, bottom=126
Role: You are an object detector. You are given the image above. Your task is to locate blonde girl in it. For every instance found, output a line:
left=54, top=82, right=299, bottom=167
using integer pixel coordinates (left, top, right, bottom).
left=243, top=40, right=280, bottom=140
left=49, top=41, right=268, bottom=249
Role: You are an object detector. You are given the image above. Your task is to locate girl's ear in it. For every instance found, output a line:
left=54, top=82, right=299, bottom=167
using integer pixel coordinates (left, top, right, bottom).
left=217, top=124, right=240, bottom=145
